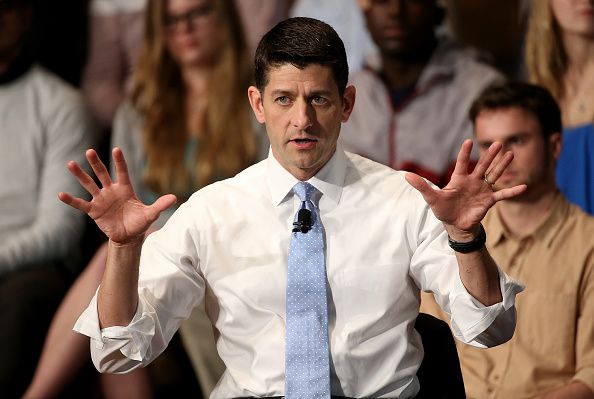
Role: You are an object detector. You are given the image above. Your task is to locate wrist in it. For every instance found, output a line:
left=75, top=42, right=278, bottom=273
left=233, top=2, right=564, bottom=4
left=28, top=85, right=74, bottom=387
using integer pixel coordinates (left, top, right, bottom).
left=447, top=223, right=486, bottom=254
left=109, top=235, right=144, bottom=248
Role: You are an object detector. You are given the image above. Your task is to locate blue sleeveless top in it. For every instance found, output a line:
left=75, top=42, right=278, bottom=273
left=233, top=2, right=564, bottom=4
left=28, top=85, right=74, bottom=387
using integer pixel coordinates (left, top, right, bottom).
left=556, top=123, right=594, bottom=215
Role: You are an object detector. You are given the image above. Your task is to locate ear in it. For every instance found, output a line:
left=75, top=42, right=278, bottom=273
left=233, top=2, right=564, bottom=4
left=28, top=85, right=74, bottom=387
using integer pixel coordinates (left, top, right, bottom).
left=341, top=85, right=356, bottom=123
left=549, top=132, right=562, bottom=161
left=247, top=86, right=266, bottom=124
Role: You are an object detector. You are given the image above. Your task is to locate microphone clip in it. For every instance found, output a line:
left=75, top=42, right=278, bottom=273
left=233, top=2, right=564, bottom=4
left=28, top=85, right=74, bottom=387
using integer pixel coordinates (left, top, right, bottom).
left=292, top=208, right=312, bottom=233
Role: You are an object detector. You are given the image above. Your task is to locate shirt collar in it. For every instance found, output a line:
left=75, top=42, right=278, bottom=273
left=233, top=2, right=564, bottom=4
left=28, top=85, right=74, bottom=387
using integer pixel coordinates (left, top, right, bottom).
left=266, top=144, right=347, bottom=207
left=487, top=192, right=569, bottom=248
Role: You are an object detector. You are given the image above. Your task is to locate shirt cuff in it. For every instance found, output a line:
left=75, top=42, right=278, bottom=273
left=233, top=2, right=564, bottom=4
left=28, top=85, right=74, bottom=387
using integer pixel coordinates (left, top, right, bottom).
left=449, top=269, right=525, bottom=347
left=73, top=292, right=155, bottom=362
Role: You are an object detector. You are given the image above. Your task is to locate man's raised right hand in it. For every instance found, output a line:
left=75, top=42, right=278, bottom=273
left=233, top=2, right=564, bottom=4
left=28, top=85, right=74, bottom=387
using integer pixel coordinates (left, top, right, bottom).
left=58, top=147, right=177, bottom=245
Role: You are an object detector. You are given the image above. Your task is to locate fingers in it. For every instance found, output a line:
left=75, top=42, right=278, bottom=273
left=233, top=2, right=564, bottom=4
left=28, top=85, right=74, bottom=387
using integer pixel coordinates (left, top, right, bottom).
left=493, top=184, right=527, bottom=202
left=405, top=172, right=437, bottom=206
left=112, top=147, right=131, bottom=186
left=67, top=160, right=101, bottom=196
left=484, top=151, right=514, bottom=185
left=472, top=142, right=503, bottom=179
left=452, top=139, right=473, bottom=176
left=58, top=192, right=92, bottom=214
left=86, top=149, right=112, bottom=189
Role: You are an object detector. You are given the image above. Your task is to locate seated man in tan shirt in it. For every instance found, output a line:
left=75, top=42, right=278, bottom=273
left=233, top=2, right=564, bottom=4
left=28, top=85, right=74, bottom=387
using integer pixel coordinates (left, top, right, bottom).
left=421, top=82, right=594, bottom=399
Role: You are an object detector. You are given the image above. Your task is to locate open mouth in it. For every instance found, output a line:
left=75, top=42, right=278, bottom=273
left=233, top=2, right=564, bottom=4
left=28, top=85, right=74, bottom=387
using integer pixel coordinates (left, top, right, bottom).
left=290, top=138, right=317, bottom=149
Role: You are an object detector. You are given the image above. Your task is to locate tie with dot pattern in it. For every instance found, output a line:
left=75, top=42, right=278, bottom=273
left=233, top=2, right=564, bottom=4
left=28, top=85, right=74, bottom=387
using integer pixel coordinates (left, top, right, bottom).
left=285, top=182, right=331, bottom=399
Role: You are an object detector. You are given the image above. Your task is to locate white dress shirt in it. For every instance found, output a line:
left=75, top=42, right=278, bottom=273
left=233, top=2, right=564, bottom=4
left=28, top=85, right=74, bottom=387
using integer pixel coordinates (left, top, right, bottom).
left=75, top=147, right=523, bottom=398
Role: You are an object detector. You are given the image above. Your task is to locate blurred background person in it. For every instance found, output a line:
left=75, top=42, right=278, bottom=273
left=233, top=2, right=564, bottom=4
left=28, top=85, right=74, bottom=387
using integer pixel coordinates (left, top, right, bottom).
left=422, top=82, right=594, bottom=399
left=0, top=0, right=96, bottom=397
left=23, top=0, right=266, bottom=398
left=340, top=0, right=504, bottom=187
left=524, top=0, right=594, bottom=214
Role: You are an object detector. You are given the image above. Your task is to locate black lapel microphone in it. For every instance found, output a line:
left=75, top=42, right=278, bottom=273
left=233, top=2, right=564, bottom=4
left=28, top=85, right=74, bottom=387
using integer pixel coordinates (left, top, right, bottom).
left=292, top=208, right=312, bottom=233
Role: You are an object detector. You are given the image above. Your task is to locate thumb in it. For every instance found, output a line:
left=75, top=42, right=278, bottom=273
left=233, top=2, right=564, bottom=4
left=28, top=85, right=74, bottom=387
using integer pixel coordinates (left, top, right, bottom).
left=149, top=194, right=177, bottom=218
left=405, top=172, right=437, bottom=205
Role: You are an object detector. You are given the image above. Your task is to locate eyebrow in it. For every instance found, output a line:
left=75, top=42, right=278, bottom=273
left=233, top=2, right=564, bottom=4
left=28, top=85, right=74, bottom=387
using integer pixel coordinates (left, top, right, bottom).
left=268, top=89, right=335, bottom=97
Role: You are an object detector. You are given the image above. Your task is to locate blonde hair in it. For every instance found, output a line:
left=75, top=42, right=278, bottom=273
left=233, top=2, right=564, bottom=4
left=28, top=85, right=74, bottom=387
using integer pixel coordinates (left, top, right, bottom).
left=131, top=0, right=256, bottom=199
left=524, top=0, right=566, bottom=99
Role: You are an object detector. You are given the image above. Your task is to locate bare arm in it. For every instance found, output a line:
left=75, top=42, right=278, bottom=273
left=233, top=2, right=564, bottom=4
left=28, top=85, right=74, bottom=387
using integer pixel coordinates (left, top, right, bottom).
left=59, top=148, right=176, bottom=327
left=406, top=140, right=526, bottom=305
left=536, top=381, right=594, bottom=399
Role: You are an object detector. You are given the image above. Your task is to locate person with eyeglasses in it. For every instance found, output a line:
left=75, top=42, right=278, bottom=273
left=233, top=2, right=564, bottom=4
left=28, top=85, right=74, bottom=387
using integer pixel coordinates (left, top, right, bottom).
left=23, top=1, right=266, bottom=398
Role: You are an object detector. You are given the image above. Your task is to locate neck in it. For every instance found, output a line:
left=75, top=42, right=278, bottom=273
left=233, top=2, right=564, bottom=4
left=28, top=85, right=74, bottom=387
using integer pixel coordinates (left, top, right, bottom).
left=180, top=65, right=211, bottom=95
left=562, top=32, right=594, bottom=68
left=496, top=186, right=558, bottom=239
left=380, top=57, right=425, bottom=90
left=181, top=66, right=212, bottom=137
left=0, top=48, right=21, bottom=75
left=379, top=42, right=435, bottom=90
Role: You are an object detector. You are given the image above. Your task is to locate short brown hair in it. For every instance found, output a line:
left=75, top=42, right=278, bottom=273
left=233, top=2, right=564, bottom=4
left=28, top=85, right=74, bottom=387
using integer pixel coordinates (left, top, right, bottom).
left=469, top=82, right=562, bottom=139
left=254, top=17, right=349, bottom=96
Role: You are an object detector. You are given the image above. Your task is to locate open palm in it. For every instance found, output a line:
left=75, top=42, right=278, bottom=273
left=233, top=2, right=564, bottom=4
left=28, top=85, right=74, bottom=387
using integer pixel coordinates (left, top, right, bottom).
left=405, top=140, right=527, bottom=233
left=58, top=148, right=176, bottom=245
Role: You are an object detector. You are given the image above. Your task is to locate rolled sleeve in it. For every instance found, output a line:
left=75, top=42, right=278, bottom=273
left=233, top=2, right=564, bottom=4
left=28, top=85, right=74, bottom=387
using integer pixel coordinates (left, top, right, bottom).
left=74, top=291, right=156, bottom=372
left=449, top=269, right=524, bottom=347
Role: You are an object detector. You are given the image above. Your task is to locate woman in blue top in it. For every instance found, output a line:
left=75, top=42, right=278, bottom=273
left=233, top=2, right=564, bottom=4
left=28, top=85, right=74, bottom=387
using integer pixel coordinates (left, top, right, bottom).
left=24, top=0, right=265, bottom=398
left=524, top=0, right=594, bottom=214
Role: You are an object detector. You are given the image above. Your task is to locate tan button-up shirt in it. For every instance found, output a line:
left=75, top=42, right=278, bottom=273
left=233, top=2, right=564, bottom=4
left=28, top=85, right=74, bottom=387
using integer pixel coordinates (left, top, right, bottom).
left=421, top=193, right=594, bottom=398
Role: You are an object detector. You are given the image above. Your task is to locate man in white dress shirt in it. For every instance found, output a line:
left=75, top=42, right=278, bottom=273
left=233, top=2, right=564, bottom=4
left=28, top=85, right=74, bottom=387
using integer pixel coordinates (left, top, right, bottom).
left=62, top=17, right=525, bottom=398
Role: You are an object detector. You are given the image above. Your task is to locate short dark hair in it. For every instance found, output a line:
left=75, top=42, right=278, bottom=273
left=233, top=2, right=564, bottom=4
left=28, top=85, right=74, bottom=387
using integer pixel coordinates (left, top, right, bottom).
left=254, top=17, right=349, bottom=96
left=469, top=82, right=562, bottom=139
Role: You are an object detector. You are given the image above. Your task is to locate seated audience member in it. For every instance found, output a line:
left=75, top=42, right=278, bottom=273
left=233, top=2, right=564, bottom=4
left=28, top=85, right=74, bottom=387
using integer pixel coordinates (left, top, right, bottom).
left=61, top=17, right=526, bottom=398
left=0, top=0, right=95, bottom=397
left=23, top=0, right=264, bottom=398
left=524, top=0, right=594, bottom=214
left=340, top=0, right=504, bottom=187
left=422, top=82, right=594, bottom=399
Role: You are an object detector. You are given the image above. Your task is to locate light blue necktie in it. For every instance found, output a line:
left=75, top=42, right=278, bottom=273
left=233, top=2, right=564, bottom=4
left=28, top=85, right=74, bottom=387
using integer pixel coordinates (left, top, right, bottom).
left=285, top=182, right=331, bottom=399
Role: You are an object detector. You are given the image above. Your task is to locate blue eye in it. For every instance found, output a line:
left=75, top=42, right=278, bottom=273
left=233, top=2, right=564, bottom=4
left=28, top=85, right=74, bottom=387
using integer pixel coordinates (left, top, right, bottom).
left=312, top=96, right=328, bottom=105
left=276, top=96, right=290, bottom=105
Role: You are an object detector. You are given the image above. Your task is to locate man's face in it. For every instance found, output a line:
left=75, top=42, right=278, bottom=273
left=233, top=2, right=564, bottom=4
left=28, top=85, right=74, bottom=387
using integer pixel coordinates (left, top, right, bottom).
left=474, top=107, right=561, bottom=197
left=248, top=63, right=355, bottom=180
left=362, top=0, right=439, bottom=58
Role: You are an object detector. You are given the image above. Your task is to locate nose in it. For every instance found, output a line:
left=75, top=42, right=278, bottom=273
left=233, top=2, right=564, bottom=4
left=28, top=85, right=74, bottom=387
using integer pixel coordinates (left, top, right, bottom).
left=177, top=16, right=194, bottom=33
left=291, top=99, right=314, bottom=131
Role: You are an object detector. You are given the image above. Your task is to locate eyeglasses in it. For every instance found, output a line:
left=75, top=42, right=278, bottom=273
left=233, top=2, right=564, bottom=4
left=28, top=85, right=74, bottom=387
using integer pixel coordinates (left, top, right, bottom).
left=165, top=3, right=214, bottom=31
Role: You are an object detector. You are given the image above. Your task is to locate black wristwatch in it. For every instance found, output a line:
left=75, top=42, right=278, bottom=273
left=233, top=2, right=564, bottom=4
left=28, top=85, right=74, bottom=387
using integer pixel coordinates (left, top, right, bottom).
left=447, top=223, right=486, bottom=253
